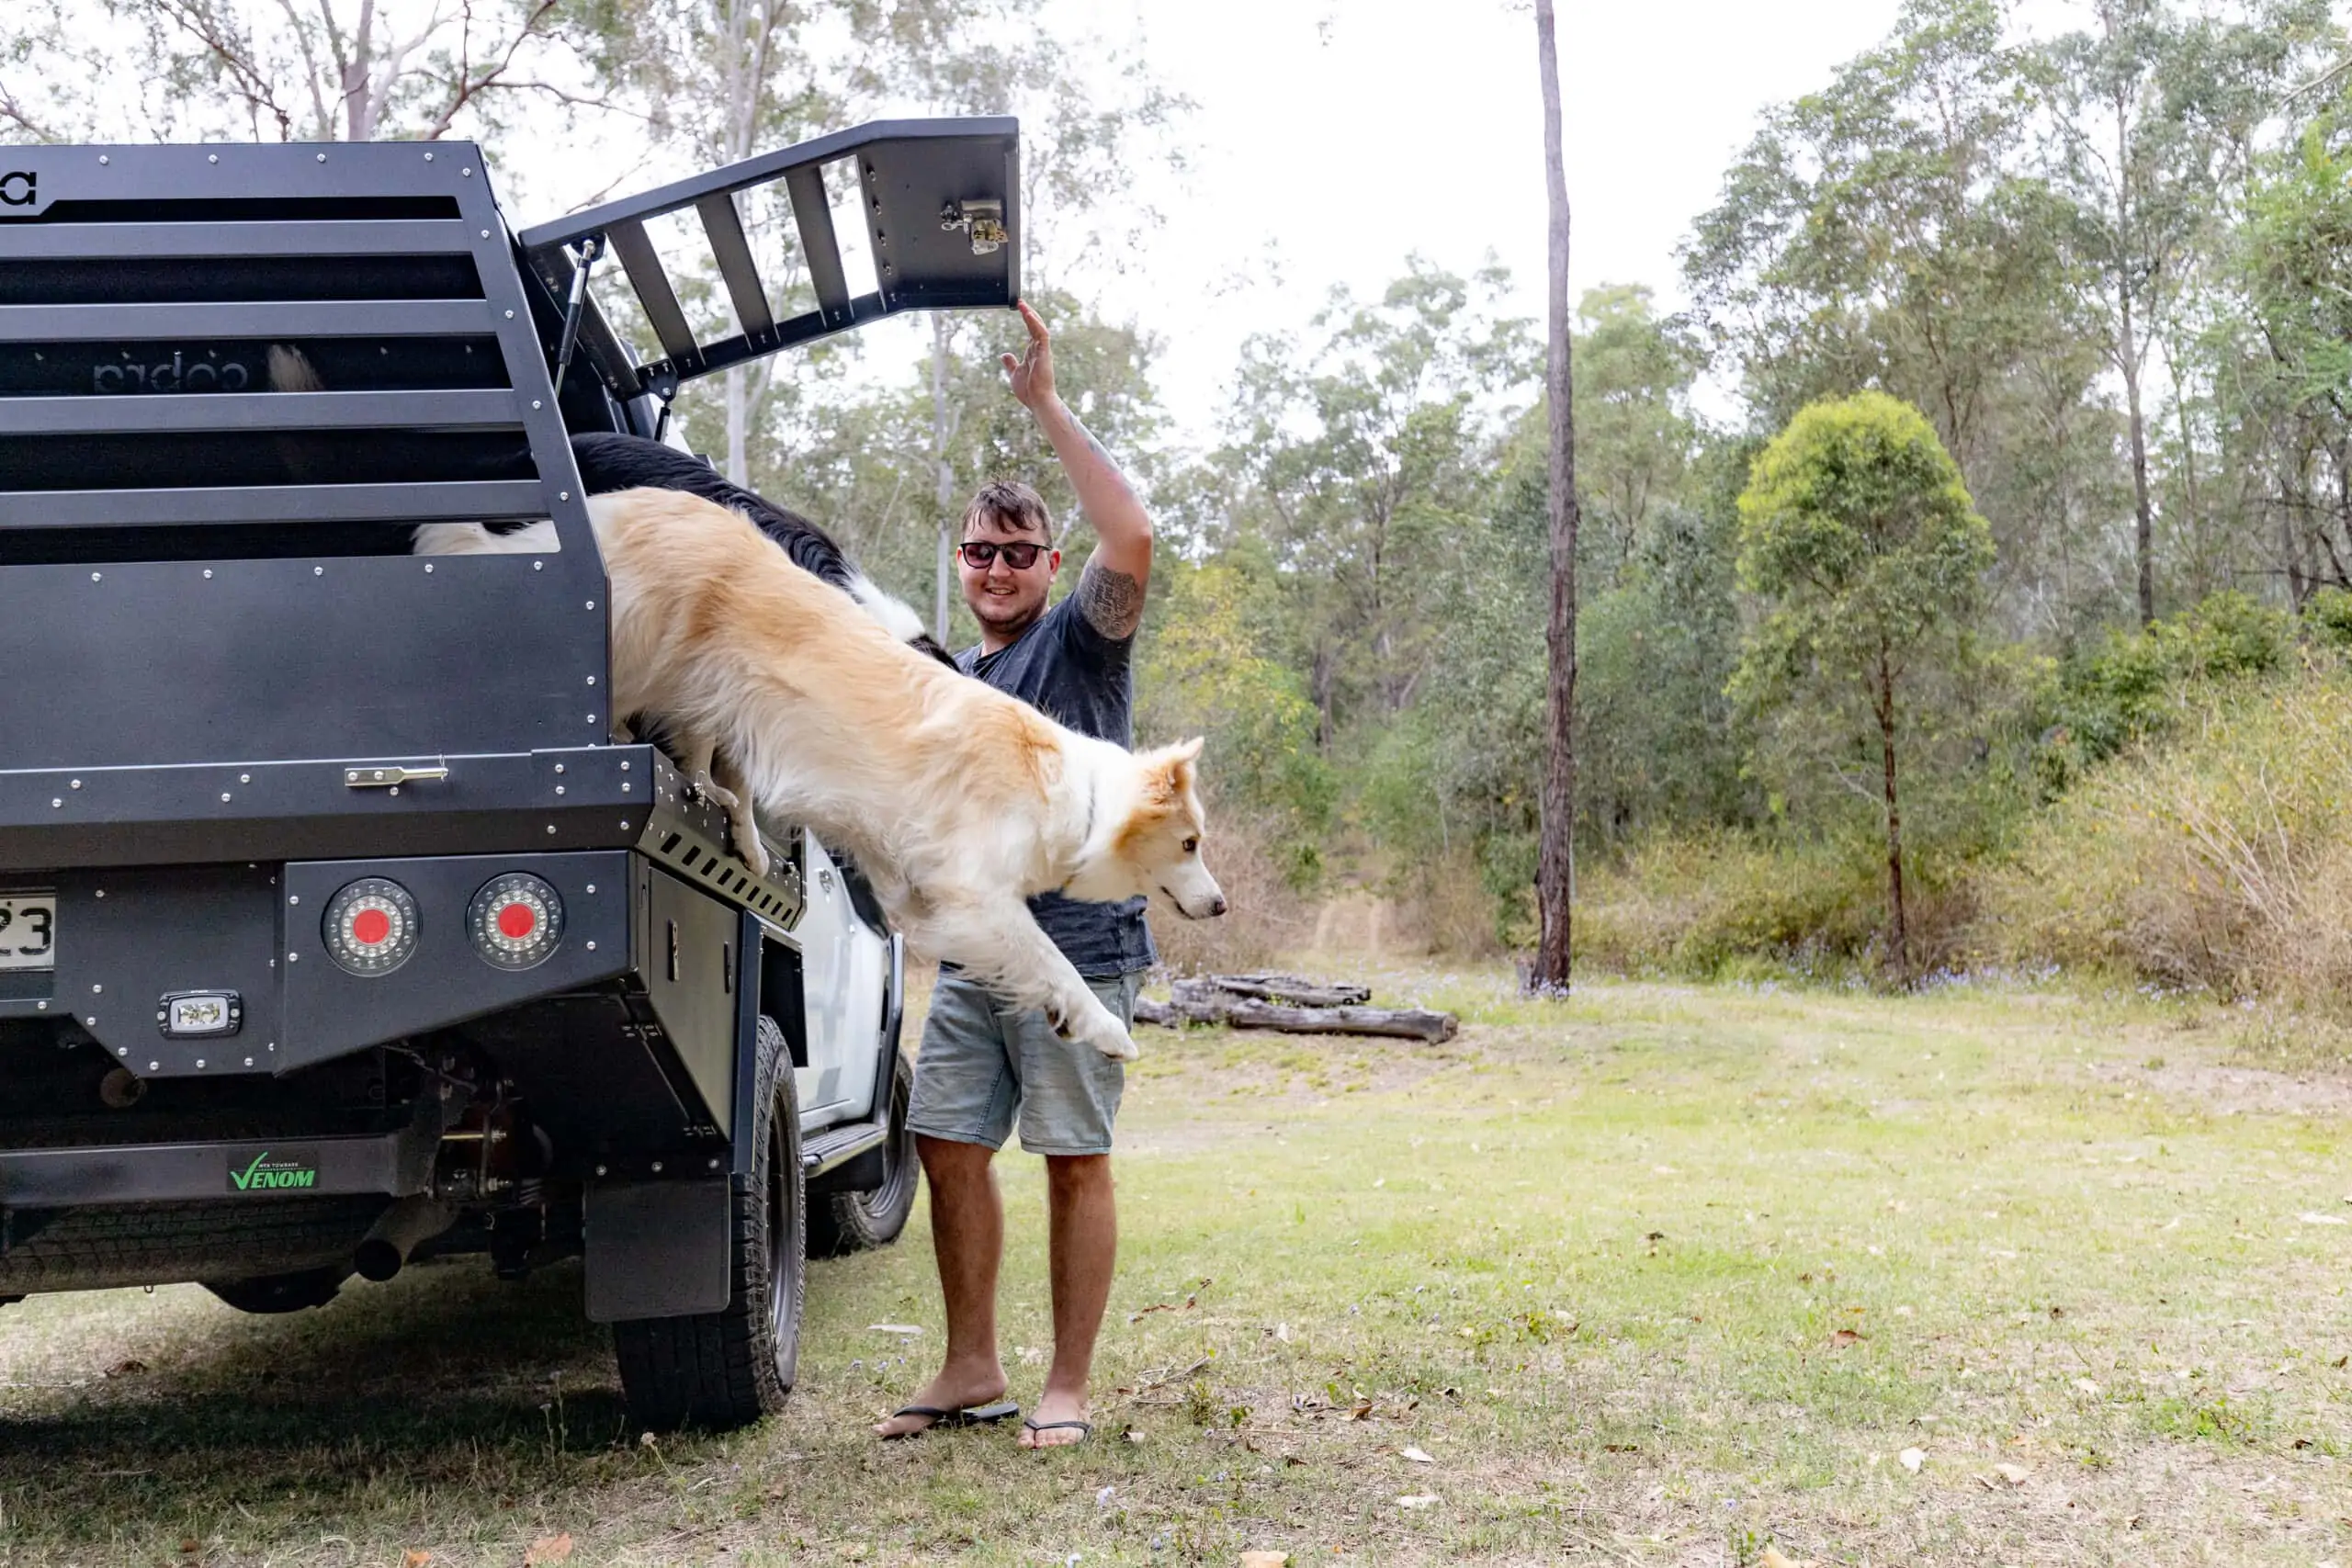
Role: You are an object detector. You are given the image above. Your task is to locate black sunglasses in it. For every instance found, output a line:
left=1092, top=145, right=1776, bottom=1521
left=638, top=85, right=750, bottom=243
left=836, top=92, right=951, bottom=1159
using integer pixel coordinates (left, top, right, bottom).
left=958, top=539, right=1048, bottom=570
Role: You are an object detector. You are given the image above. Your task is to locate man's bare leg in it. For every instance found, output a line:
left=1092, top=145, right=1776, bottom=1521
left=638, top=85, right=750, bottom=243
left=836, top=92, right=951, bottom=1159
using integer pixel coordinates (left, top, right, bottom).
left=1020, top=1152, right=1116, bottom=1448
left=874, top=1135, right=1009, bottom=1437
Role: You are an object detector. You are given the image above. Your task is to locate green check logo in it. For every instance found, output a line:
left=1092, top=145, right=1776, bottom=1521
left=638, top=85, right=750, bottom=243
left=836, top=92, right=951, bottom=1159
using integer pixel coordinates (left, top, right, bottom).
left=227, top=1149, right=319, bottom=1192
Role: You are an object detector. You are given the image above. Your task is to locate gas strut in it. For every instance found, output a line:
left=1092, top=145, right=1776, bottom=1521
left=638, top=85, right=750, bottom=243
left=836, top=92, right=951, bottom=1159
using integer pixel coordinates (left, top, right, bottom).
left=549, top=233, right=603, bottom=397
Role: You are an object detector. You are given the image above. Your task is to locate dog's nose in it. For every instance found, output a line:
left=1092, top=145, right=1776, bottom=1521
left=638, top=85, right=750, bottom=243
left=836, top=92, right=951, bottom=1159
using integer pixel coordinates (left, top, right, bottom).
left=1207, top=895, right=1228, bottom=918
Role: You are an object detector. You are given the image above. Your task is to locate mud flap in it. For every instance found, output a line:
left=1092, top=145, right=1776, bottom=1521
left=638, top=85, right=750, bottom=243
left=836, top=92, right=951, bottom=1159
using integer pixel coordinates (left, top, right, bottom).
left=583, top=1177, right=729, bottom=1321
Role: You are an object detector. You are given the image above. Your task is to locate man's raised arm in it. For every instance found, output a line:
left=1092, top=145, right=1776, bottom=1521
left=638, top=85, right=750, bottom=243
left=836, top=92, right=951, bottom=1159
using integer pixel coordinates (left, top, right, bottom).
left=1000, top=300, right=1152, bottom=640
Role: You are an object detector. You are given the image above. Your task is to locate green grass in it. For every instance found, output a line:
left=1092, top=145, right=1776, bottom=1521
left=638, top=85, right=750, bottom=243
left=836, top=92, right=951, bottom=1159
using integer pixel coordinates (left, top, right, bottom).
left=6, top=969, right=2352, bottom=1565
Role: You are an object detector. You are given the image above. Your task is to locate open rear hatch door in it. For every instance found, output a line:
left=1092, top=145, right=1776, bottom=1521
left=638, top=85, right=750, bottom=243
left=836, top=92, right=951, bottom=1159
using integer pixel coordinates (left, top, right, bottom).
left=518, top=117, right=1021, bottom=413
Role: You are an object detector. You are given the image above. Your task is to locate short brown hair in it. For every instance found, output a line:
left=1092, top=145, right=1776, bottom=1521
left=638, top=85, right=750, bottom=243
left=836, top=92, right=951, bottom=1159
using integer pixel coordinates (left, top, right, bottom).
left=962, top=479, right=1055, bottom=546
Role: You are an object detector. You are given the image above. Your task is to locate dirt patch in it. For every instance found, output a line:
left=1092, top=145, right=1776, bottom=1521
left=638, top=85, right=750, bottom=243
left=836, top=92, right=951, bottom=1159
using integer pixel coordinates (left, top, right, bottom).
left=2085, top=1057, right=2352, bottom=1116
left=1116, top=1020, right=1501, bottom=1156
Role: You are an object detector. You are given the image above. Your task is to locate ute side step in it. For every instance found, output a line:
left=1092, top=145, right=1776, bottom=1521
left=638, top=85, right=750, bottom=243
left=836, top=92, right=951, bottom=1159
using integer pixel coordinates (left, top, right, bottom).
left=800, top=1120, right=885, bottom=1178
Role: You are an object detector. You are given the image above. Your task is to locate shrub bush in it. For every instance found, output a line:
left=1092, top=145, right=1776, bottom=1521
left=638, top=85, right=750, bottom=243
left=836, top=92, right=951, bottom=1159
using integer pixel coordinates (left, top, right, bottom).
left=1981, top=657, right=2352, bottom=1005
left=1572, top=829, right=1976, bottom=980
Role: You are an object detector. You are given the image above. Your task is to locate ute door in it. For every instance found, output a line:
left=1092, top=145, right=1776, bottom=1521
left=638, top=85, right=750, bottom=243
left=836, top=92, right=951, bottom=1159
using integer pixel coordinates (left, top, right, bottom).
left=793, top=833, right=888, bottom=1122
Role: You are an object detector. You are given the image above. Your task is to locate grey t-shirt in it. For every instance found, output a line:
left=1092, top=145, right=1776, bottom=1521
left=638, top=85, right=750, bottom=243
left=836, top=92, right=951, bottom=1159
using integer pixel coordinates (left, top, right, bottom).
left=960, top=592, right=1157, bottom=978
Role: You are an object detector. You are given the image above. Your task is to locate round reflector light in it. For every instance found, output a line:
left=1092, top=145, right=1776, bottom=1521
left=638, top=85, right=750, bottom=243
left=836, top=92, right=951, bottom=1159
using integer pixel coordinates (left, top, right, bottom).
left=322, top=877, right=419, bottom=976
left=469, top=873, right=564, bottom=970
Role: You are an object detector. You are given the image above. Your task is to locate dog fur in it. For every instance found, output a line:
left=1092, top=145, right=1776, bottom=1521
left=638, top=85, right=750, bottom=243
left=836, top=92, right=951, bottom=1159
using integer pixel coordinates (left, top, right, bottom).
left=410, top=433, right=943, bottom=664
left=424, top=488, right=1225, bottom=1061
left=568, top=432, right=953, bottom=665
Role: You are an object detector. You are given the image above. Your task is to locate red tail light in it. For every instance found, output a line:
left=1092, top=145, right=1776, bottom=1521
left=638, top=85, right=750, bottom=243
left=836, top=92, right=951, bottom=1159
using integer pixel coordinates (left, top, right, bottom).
left=468, top=873, right=564, bottom=970
left=323, top=878, right=419, bottom=976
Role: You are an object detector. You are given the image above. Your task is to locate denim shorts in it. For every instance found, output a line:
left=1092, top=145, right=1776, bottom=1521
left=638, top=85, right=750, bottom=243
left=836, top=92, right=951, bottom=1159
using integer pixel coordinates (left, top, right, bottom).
left=906, top=970, right=1140, bottom=1156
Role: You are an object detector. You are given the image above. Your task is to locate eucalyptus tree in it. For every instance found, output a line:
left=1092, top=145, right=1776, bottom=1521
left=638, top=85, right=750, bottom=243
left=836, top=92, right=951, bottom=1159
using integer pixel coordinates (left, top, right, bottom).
left=2217, top=103, right=2352, bottom=606
left=1531, top=0, right=1579, bottom=992
left=1571, top=284, right=1702, bottom=589
left=1733, top=392, right=1995, bottom=979
left=2030, top=0, right=2330, bottom=625
left=1223, top=262, right=1534, bottom=742
left=0, top=0, right=569, bottom=144
left=1685, top=0, right=2063, bottom=468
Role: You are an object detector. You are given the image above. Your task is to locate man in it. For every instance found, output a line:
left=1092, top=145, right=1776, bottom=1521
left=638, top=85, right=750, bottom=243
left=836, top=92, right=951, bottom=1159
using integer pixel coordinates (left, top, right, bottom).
left=875, top=300, right=1154, bottom=1450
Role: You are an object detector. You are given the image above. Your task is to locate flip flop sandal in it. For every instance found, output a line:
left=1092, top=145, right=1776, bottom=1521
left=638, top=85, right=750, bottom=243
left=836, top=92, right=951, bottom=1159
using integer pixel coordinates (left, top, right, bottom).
left=1021, top=1418, right=1093, bottom=1448
left=881, top=1399, right=1020, bottom=1439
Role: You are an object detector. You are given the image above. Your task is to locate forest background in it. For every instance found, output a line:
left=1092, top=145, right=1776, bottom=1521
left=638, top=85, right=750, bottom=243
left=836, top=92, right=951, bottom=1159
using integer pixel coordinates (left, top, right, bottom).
left=10, top=0, right=2352, bottom=1010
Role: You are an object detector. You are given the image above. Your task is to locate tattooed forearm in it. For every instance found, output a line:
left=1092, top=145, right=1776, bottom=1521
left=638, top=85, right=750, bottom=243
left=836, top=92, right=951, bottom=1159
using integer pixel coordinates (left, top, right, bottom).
left=1077, top=557, right=1147, bottom=639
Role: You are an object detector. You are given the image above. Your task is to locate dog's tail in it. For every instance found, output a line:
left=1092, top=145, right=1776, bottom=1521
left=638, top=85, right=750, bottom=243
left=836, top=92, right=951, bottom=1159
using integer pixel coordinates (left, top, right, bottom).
left=846, top=573, right=956, bottom=666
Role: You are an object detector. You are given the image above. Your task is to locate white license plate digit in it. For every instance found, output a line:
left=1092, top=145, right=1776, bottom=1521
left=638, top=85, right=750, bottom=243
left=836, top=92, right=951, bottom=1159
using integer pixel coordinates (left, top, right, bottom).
left=0, top=892, right=56, bottom=972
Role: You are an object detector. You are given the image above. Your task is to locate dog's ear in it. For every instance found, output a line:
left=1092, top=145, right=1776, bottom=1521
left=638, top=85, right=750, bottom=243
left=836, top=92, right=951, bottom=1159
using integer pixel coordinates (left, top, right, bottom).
left=1136, top=741, right=1198, bottom=807
left=1167, top=737, right=1204, bottom=793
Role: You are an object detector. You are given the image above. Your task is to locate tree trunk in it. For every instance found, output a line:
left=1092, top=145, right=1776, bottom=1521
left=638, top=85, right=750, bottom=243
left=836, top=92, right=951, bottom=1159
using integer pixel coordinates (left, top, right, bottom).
left=342, top=0, right=377, bottom=140
left=1530, top=0, right=1580, bottom=995
left=2171, top=362, right=2200, bottom=598
left=1876, top=638, right=1908, bottom=981
left=2109, top=55, right=2156, bottom=629
left=725, top=365, right=749, bottom=486
left=930, top=313, right=956, bottom=645
left=2120, top=290, right=2156, bottom=627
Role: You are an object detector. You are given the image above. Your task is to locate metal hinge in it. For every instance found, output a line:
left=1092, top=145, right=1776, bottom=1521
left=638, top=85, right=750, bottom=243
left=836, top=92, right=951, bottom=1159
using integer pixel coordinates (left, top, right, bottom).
left=345, top=763, right=450, bottom=789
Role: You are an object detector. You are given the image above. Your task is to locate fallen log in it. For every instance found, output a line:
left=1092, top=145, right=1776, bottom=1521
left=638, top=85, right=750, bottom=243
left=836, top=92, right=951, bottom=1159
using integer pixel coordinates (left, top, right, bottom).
left=1136, top=990, right=1457, bottom=1043
left=1133, top=997, right=1185, bottom=1029
left=1225, top=999, right=1457, bottom=1043
left=1201, top=972, right=1374, bottom=1008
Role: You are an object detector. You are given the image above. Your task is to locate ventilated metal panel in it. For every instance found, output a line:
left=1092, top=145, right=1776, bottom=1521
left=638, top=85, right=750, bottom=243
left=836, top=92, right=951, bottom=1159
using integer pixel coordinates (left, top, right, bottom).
left=0, top=141, right=606, bottom=795
left=519, top=118, right=1021, bottom=401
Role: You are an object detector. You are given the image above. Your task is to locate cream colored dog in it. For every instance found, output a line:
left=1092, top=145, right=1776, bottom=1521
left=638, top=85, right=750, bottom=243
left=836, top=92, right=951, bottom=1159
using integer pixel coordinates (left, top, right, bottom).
left=417, top=489, right=1224, bottom=1060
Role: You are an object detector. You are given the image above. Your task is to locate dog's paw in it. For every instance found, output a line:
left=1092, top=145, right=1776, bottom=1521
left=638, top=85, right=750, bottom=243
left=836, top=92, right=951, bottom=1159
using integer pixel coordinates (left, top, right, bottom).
left=1074, top=1002, right=1138, bottom=1062
left=734, top=832, right=771, bottom=879
left=1089, top=1025, right=1141, bottom=1063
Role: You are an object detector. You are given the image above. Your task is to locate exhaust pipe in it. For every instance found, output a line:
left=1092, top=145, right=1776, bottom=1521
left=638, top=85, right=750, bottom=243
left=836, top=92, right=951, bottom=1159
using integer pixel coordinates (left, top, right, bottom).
left=354, top=1196, right=456, bottom=1282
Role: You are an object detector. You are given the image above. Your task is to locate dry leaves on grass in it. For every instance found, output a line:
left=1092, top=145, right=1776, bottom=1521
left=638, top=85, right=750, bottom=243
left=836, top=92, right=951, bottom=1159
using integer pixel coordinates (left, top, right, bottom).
left=1899, top=1448, right=1926, bottom=1473
left=1760, top=1550, right=1818, bottom=1568
left=1239, top=1554, right=1290, bottom=1568
left=1396, top=1495, right=1439, bottom=1509
left=524, top=1534, right=574, bottom=1567
left=402, top=1553, right=431, bottom=1568
left=1129, top=1277, right=1215, bottom=1324
left=1994, top=1462, right=2032, bottom=1486
left=1828, top=1329, right=1864, bottom=1348
left=1399, top=1446, right=1435, bottom=1464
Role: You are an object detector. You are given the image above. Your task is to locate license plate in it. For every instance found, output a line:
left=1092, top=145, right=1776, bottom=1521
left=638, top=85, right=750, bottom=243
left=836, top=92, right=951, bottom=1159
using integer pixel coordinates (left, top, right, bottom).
left=0, top=890, right=56, bottom=972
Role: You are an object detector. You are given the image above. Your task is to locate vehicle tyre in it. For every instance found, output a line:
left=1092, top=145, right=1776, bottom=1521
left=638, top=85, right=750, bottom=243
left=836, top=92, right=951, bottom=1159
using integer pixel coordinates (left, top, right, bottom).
left=808, top=1051, right=917, bottom=1256
left=201, top=1264, right=350, bottom=1314
left=613, top=1013, right=805, bottom=1431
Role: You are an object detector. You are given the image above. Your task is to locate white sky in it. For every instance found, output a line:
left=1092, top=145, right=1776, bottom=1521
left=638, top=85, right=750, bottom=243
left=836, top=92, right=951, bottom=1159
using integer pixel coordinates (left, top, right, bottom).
left=1072, top=0, right=1905, bottom=442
